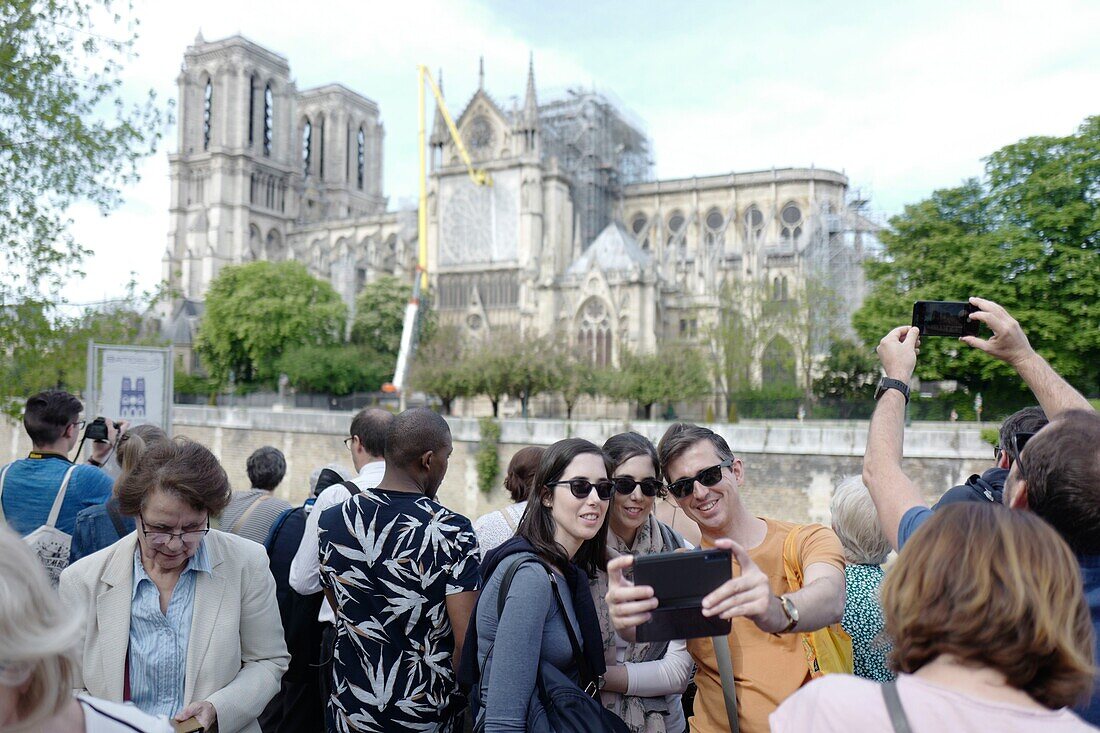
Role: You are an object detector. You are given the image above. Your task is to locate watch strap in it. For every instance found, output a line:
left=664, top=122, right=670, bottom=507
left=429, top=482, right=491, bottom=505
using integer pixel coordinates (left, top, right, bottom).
left=777, top=594, right=798, bottom=634
left=877, top=377, right=911, bottom=404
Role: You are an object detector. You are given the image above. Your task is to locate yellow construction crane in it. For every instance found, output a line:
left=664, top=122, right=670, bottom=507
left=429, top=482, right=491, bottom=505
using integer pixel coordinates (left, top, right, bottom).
left=389, top=65, right=491, bottom=400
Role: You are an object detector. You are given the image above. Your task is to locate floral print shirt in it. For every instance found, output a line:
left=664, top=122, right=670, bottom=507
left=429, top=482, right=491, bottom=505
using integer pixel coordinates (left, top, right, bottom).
left=841, top=563, right=895, bottom=683
left=319, top=488, right=481, bottom=732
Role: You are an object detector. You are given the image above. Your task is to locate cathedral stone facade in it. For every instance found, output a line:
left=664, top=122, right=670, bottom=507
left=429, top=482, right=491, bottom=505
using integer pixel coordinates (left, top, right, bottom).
left=166, top=34, right=877, bottom=386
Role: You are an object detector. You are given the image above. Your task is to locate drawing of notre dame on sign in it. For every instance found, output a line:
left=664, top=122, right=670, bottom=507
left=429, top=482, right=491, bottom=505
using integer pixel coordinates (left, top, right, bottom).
left=86, top=343, right=173, bottom=433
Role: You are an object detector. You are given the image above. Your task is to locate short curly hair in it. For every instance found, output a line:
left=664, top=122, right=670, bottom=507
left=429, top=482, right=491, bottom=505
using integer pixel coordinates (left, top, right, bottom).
left=882, top=503, right=1095, bottom=709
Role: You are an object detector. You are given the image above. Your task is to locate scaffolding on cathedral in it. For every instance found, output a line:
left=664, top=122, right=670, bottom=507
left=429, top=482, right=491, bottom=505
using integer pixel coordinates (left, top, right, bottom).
left=538, top=89, right=653, bottom=250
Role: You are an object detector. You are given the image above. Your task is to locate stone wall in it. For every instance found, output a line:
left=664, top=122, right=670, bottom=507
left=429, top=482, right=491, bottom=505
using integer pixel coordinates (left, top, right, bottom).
left=0, top=407, right=991, bottom=526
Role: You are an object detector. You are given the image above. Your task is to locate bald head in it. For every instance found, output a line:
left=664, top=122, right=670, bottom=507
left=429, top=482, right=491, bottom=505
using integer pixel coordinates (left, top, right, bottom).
left=384, top=408, right=451, bottom=470
left=350, top=407, right=393, bottom=459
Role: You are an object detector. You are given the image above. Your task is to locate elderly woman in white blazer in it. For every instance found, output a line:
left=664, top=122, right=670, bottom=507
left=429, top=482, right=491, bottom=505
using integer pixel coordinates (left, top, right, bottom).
left=60, top=438, right=288, bottom=733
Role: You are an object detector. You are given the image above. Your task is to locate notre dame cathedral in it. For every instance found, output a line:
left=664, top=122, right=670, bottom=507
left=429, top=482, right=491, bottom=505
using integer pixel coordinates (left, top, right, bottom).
left=165, top=33, right=878, bottom=386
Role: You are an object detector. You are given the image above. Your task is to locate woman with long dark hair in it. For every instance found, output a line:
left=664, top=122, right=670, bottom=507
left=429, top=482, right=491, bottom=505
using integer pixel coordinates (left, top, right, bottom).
left=472, top=437, right=615, bottom=731
left=593, top=432, right=693, bottom=733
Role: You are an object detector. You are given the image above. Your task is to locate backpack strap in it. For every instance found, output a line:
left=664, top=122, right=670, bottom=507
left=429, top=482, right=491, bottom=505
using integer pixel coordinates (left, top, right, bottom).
left=229, top=493, right=272, bottom=535
left=263, top=506, right=296, bottom=552
left=712, top=636, right=740, bottom=733
left=45, top=465, right=78, bottom=529
left=341, top=479, right=361, bottom=496
left=499, top=506, right=518, bottom=533
left=881, top=680, right=914, bottom=733
left=0, top=463, right=10, bottom=523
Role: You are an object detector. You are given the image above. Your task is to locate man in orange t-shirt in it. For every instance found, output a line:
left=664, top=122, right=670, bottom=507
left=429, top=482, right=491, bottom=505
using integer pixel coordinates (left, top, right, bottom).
left=606, top=423, right=846, bottom=733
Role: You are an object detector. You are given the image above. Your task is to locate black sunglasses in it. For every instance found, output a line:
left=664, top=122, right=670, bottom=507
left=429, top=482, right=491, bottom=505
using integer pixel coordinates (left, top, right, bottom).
left=667, top=458, right=733, bottom=499
left=611, top=476, right=665, bottom=497
left=548, top=478, right=614, bottom=501
left=1011, top=431, right=1037, bottom=472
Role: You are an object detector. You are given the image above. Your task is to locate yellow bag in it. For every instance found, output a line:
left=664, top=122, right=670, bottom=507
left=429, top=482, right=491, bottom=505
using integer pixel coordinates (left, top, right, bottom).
left=782, top=526, right=854, bottom=677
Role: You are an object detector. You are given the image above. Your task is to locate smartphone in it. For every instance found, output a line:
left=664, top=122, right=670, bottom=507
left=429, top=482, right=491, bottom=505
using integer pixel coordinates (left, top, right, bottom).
left=911, top=301, right=979, bottom=337
left=173, top=718, right=204, bottom=733
left=633, top=548, right=733, bottom=642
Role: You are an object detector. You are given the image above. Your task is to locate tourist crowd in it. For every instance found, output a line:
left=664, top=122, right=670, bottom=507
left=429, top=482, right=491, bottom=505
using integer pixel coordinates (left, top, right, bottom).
left=0, top=297, right=1097, bottom=733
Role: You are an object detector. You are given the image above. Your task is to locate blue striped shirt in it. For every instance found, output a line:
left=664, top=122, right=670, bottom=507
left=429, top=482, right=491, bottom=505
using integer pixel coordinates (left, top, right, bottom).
left=128, top=541, right=211, bottom=717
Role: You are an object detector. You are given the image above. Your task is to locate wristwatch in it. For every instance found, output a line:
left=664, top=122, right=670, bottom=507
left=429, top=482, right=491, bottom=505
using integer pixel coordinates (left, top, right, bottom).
left=875, top=377, right=911, bottom=404
left=597, top=674, right=607, bottom=691
left=777, top=594, right=799, bottom=634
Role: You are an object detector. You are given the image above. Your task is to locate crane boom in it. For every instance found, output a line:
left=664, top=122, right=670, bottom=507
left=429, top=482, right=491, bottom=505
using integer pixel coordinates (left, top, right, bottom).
left=389, top=65, right=491, bottom=403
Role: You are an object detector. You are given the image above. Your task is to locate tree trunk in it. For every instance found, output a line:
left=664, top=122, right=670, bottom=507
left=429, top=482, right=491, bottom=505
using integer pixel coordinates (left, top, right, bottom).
left=565, top=400, right=575, bottom=420
left=490, top=397, right=500, bottom=417
left=520, top=393, right=529, bottom=419
left=644, top=402, right=653, bottom=420
left=441, top=397, right=453, bottom=415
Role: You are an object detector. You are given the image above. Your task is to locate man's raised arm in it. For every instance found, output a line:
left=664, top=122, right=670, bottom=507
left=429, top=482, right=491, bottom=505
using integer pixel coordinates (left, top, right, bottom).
left=963, top=297, right=1094, bottom=419
left=863, top=325, right=926, bottom=551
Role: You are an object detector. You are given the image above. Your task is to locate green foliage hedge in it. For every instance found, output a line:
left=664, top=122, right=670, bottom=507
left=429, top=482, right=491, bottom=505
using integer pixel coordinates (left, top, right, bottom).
left=477, top=417, right=501, bottom=495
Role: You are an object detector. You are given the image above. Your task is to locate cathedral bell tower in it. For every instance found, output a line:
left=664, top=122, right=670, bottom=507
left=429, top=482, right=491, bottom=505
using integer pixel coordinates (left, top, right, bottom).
left=163, top=33, right=296, bottom=304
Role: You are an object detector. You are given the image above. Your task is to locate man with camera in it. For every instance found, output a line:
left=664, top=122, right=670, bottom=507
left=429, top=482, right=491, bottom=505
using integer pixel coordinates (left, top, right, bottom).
left=863, top=296, right=1100, bottom=724
left=0, top=390, right=123, bottom=538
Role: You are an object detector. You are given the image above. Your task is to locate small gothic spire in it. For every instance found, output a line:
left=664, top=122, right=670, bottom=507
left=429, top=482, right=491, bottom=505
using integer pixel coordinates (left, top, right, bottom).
left=523, top=52, right=538, bottom=124
left=478, top=56, right=484, bottom=90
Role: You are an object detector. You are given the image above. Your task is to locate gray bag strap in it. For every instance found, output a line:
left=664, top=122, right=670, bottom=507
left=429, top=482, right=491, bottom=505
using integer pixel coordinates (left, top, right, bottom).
left=45, top=465, right=78, bottom=529
left=881, top=680, right=914, bottom=733
left=711, top=636, right=739, bottom=733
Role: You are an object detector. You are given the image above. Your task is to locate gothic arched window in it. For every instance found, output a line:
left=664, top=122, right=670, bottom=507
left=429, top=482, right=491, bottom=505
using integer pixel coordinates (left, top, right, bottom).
left=302, top=120, right=312, bottom=177
left=202, top=80, right=213, bottom=150
left=667, top=211, right=686, bottom=248
left=317, top=116, right=325, bottom=181
left=357, top=127, right=365, bottom=190
left=577, top=297, right=612, bottom=367
left=263, top=84, right=273, bottom=157
left=248, top=75, right=256, bottom=147
left=762, top=336, right=796, bottom=386
left=780, top=202, right=802, bottom=248
left=704, top=207, right=725, bottom=251
left=744, top=205, right=764, bottom=247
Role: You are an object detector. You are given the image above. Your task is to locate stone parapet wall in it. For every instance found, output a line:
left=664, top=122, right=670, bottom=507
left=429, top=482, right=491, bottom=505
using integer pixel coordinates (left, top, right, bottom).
left=1, top=408, right=991, bottom=527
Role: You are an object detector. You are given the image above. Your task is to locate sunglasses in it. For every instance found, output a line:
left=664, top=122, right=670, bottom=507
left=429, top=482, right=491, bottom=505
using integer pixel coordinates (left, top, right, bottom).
left=1011, top=431, right=1037, bottom=472
left=667, top=458, right=733, bottom=499
left=611, top=476, right=665, bottom=497
left=548, top=478, right=614, bottom=501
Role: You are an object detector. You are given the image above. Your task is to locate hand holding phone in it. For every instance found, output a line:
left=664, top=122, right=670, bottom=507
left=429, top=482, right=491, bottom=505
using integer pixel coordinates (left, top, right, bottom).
left=632, top=548, right=733, bottom=642
left=912, top=301, right=980, bottom=337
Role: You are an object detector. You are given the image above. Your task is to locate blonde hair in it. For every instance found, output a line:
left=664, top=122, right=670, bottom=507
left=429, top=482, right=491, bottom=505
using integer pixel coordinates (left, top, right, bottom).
left=829, top=475, right=891, bottom=565
left=115, top=423, right=169, bottom=477
left=0, top=526, right=81, bottom=731
left=882, top=503, right=1096, bottom=709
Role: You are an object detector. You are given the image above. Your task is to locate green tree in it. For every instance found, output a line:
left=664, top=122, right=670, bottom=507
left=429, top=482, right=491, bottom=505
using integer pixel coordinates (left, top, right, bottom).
left=854, top=115, right=1100, bottom=411
left=350, top=275, right=435, bottom=359
left=0, top=288, right=159, bottom=415
left=195, top=262, right=346, bottom=388
left=786, top=274, right=843, bottom=401
left=548, top=342, right=599, bottom=420
left=707, top=278, right=769, bottom=417
left=812, top=339, right=878, bottom=400
left=409, top=325, right=474, bottom=415
left=610, top=342, right=712, bottom=420
left=0, top=1, right=164, bottom=301
left=276, top=344, right=390, bottom=396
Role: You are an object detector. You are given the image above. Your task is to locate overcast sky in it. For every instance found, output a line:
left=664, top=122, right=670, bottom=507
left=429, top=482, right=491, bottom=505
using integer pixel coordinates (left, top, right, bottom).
left=63, top=0, right=1100, bottom=306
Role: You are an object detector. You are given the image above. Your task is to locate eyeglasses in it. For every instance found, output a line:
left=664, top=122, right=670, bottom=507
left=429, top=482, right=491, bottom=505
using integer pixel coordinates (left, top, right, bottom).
left=1010, top=431, right=1037, bottom=473
left=611, top=476, right=665, bottom=497
left=139, top=515, right=210, bottom=546
left=71, top=419, right=87, bottom=431
left=548, top=478, right=614, bottom=501
left=343, top=436, right=355, bottom=450
left=667, top=458, right=733, bottom=499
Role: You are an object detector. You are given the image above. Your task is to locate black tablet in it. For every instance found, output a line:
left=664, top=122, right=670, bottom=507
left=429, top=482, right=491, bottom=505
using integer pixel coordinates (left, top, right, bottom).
left=633, top=548, right=733, bottom=642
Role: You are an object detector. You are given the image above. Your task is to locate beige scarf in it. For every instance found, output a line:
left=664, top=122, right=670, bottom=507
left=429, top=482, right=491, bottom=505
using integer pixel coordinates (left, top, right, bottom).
left=591, top=513, right=680, bottom=733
